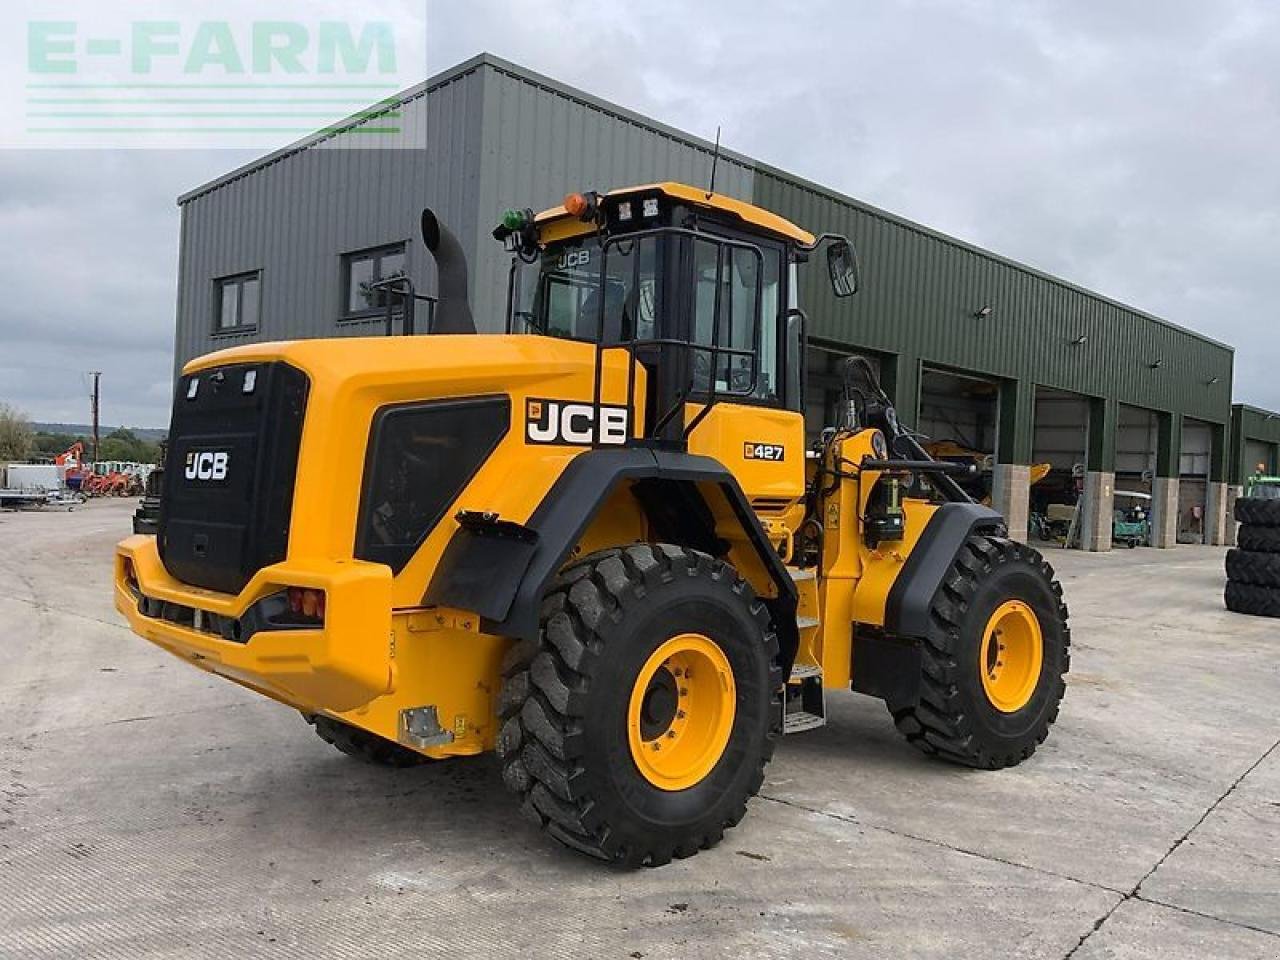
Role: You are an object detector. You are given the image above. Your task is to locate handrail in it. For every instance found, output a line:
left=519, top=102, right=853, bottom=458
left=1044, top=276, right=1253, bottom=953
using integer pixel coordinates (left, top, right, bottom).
left=367, top=275, right=438, bottom=336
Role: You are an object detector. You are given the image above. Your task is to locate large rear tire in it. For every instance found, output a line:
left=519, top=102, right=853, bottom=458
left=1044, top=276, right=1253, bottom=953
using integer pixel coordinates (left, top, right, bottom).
left=1238, top=525, right=1280, bottom=554
left=891, top=536, right=1070, bottom=769
left=307, top=714, right=431, bottom=768
left=1235, top=497, right=1280, bottom=527
left=497, top=544, right=780, bottom=867
left=1225, top=581, right=1280, bottom=619
left=1226, top=549, right=1280, bottom=588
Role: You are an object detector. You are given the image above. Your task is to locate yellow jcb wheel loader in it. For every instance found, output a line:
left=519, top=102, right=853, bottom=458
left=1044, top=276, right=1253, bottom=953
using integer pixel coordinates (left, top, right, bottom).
left=115, top=182, right=1070, bottom=866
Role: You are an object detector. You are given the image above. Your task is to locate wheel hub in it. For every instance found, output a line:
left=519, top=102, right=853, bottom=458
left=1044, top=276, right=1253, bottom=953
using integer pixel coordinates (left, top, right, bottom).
left=639, top=668, right=679, bottom=740
left=627, top=633, right=736, bottom=791
left=979, top=599, right=1044, bottom=713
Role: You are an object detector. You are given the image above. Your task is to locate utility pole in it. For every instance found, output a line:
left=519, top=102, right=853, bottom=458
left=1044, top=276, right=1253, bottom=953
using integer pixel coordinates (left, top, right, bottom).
left=90, top=371, right=102, bottom=465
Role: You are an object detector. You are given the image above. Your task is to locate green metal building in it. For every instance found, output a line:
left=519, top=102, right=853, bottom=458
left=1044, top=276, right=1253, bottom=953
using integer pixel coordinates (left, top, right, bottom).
left=174, top=52, right=1275, bottom=550
left=1231, top=405, right=1280, bottom=483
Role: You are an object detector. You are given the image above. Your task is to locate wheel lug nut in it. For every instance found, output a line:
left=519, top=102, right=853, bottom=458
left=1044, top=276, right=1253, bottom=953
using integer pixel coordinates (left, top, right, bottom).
left=667, top=731, right=676, bottom=739
left=677, top=710, right=686, bottom=719
left=679, top=688, right=688, bottom=697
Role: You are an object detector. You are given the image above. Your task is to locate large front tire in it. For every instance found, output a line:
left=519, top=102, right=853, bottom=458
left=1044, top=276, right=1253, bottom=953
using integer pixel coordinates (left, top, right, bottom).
left=891, top=536, right=1070, bottom=769
left=497, top=545, right=780, bottom=867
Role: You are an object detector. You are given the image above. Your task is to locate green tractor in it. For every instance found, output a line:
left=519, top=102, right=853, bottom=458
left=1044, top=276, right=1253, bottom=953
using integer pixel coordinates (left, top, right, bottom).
left=1243, top=470, right=1280, bottom=502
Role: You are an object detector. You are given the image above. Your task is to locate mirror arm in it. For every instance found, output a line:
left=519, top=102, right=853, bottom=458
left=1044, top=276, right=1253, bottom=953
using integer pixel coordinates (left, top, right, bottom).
left=797, top=231, right=849, bottom=254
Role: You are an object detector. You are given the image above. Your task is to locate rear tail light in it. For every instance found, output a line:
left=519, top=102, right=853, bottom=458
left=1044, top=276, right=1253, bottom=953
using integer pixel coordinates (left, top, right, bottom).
left=285, top=587, right=326, bottom=625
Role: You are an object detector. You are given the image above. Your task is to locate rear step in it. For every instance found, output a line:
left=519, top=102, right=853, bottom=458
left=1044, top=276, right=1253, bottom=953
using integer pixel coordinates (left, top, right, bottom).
left=782, top=567, right=824, bottom=732
left=781, top=671, right=826, bottom=733
left=789, top=663, right=821, bottom=681
left=784, top=710, right=826, bottom=734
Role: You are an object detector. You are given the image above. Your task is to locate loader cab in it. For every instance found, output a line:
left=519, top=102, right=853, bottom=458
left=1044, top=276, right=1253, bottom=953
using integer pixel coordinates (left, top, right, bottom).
left=500, top=183, right=854, bottom=461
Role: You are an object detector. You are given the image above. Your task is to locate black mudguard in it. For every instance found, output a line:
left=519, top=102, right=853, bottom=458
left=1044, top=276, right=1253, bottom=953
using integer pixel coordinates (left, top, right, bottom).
left=883, top=501, right=1005, bottom=639
left=423, top=447, right=800, bottom=668
left=853, top=501, right=1004, bottom=709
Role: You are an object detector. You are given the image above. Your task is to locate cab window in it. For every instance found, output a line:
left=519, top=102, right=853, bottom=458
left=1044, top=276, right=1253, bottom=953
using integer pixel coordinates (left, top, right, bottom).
left=691, top=237, right=781, bottom=401
left=513, top=235, right=658, bottom=342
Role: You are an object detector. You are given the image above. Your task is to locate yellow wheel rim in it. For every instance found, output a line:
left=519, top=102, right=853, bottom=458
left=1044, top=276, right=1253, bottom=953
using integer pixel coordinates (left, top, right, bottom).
left=979, top=600, right=1044, bottom=713
left=627, top=633, right=736, bottom=791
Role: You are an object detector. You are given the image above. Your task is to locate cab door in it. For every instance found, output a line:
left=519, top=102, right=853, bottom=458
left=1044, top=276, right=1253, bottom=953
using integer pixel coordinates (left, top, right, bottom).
left=681, top=231, right=805, bottom=505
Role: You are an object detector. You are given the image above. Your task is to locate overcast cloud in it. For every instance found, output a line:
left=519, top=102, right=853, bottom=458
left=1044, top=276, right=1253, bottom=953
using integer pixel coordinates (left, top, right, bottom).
left=2, top=0, right=1278, bottom=427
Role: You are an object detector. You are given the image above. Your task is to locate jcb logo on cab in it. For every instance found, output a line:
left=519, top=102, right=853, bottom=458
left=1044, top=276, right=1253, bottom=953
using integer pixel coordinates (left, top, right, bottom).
left=526, top=398, right=628, bottom=446
left=185, top=450, right=229, bottom=481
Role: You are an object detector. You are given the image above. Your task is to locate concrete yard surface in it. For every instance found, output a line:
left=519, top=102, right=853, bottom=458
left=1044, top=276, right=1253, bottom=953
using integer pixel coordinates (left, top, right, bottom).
left=1, top=499, right=1277, bottom=959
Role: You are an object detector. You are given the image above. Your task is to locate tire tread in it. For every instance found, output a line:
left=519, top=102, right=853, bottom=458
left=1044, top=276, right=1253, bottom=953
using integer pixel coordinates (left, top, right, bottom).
left=496, top=544, right=780, bottom=867
left=890, top=535, right=1070, bottom=770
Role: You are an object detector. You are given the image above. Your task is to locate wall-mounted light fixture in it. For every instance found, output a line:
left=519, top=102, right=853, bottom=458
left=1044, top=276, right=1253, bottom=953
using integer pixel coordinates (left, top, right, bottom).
left=973, top=305, right=993, bottom=319
left=1071, top=334, right=1088, bottom=346
left=1205, top=376, right=1220, bottom=386
left=1147, top=359, right=1164, bottom=369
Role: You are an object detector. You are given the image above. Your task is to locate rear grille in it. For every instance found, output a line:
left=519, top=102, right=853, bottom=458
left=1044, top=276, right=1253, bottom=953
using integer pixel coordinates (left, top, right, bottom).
left=751, top=496, right=795, bottom=515
left=158, top=361, right=309, bottom=594
left=135, top=591, right=320, bottom=644
left=355, top=396, right=510, bottom=573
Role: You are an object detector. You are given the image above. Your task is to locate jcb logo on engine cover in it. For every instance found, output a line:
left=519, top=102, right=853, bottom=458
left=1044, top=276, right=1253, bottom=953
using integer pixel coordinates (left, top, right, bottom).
left=184, top=450, right=229, bottom=482
left=525, top=398, right=628, bottom=446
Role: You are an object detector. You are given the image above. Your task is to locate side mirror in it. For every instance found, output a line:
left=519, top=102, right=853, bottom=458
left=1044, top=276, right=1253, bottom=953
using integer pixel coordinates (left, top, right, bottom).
left=827, top=238, right=860, bottom=298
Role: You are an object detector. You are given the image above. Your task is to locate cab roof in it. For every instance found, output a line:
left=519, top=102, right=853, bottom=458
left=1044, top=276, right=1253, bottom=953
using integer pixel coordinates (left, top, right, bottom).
left=534, top=181, right=816, bottom=246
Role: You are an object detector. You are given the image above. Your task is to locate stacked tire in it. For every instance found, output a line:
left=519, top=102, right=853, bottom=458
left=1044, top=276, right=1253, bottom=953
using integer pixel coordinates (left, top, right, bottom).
left=1225, top=492, right=1280, bottom=618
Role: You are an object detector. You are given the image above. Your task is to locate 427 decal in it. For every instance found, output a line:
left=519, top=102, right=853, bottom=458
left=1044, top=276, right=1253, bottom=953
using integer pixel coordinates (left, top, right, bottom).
left=743, top=442, right=785, bottom=462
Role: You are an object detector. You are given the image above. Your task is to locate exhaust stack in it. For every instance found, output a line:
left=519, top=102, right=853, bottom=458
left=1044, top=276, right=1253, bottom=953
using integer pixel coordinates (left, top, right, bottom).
left=420, top=208, right=476, bottom=334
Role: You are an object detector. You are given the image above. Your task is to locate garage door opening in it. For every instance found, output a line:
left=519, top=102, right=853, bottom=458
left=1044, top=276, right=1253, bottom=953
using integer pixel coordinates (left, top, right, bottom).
left=803, top=344, right=883, bottom=441
left=1244, top=439, right=1276, bottom=480
left=1028, top=388, right=1088, bottom=548
left=918, top=366, right=999, bottom=502
left=1179, top=418, right=1212, bottom=544
left=1116, top=405, right=1157, bottom=496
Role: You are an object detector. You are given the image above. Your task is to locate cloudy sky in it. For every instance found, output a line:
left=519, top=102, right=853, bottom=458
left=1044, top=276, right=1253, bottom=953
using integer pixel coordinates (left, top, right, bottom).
left=2, top=0, right=1278, bottom=428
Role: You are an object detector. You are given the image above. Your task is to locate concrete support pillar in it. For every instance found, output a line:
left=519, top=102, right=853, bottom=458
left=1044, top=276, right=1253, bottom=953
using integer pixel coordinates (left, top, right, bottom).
left=880, top=353, right=920, bottom=432
left=992, top=377, right=1034, bottom=542
left=1224, top=485, right=1243, bottom=546
left=1083, top=396, right=1118, bottom=552
left=1080, top=471, right=1115, bottom=551
left=1151, top=411, right=1183, bottom=549
left=1204, top=482, right=1231, bottom=546
left=1150, top=476, right=1180, bottom=548
left=991, top=464, right=1031, bottom=542
left=1204, top=422, right=1231, bottom=547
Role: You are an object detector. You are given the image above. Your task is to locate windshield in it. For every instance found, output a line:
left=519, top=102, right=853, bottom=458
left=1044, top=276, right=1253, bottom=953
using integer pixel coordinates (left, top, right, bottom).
left=510, top=234, right=658, bottom=342
left=506, top=227, right=783, bottom=402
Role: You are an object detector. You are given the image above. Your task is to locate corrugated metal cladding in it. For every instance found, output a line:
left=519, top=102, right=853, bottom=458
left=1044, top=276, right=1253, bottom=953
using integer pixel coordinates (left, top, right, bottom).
left=173, top=62, right=485, bottom=374
left=174, top=52, right=1240, bottom=465
left=751, top=168, right=1233, bottom=427
left=1231, top=404, right=1280, bottom=484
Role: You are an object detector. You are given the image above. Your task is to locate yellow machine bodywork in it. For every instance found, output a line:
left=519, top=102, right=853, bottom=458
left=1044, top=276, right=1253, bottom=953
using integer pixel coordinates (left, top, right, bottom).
left=114, top=182, right=1072, bottom=868
left=115, top=183, right=953, bottom=759
left=114, top=338, right=932, bottom=759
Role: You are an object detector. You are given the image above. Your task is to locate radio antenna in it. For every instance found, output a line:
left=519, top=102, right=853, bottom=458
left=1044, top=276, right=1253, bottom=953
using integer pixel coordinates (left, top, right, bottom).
left=706, top=126, right=721, bottom=199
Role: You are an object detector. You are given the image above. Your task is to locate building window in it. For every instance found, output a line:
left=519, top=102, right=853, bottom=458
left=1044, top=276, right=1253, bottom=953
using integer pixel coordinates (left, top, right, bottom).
left=343, top=243, right=407, bottom=319
left=213, top=271, right=261, bottom=334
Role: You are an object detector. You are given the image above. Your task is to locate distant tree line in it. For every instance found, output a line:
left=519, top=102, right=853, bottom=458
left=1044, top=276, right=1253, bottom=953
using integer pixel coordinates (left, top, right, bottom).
left=0, top=403, right=163, bottom=464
